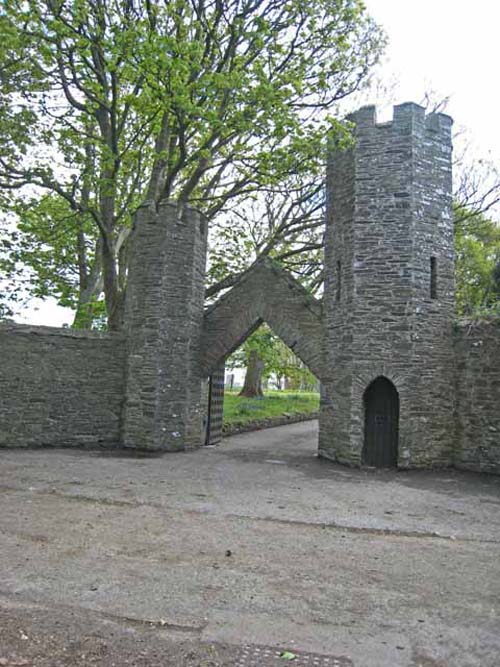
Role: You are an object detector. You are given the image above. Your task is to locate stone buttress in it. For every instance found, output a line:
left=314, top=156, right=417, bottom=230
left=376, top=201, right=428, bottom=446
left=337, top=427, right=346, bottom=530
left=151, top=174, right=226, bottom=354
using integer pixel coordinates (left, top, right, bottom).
left=319, top=103, right=456, bottom=467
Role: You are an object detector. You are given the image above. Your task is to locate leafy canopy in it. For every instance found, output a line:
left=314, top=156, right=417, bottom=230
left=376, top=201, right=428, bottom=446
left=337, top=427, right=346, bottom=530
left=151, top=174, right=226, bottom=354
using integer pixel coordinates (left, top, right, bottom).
left=0, top=0, right=384, bottom=327
left=454, top=205, right=500, bottom=317
left=0, top=0, right=384, bottom=213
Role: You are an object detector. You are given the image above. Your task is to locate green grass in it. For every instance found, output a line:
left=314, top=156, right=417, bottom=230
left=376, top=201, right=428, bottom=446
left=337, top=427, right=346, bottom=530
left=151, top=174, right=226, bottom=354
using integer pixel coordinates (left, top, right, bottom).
left=223, top=389, right=320, bottom=427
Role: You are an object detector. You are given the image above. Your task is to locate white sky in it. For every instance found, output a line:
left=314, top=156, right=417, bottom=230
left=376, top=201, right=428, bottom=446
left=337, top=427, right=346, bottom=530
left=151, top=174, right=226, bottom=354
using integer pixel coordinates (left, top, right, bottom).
left=363, top=0, right=500, bottom=162
left=15, top=297, right=72, bottom=328
left=13, top=0, right=500, bottom=326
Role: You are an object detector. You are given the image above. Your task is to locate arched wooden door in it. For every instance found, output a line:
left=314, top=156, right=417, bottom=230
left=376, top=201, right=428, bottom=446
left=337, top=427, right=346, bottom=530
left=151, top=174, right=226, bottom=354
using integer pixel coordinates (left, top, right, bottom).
left=362, top=377, right=399, bottom=468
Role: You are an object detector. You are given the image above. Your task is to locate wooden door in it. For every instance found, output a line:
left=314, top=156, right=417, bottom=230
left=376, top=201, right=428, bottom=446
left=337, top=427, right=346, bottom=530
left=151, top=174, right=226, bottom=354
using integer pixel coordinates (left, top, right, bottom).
left=363, top=377, right=399, bottom=468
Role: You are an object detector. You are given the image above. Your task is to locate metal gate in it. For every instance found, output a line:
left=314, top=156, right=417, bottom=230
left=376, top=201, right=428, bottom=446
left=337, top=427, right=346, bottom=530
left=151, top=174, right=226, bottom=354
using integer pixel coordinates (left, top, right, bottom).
left=362, top=376, right=399, bottom=467
left=206, top=365, right=225, bottom=445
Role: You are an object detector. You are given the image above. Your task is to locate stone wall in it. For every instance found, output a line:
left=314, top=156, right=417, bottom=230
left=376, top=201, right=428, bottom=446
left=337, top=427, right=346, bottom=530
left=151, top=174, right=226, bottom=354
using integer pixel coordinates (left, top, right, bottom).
left=0, top=202, right=209, bottom=453
left=0, top=323, right=125, bottom=447
left=455, top=320, right=500, bottom=473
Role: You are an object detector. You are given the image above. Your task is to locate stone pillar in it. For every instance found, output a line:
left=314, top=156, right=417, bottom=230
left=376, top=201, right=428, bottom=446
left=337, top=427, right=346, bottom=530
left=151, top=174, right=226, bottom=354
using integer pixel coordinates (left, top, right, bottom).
left=121, top=201, right=207, bottom=450
left=319, top=103, right=455, bottom=467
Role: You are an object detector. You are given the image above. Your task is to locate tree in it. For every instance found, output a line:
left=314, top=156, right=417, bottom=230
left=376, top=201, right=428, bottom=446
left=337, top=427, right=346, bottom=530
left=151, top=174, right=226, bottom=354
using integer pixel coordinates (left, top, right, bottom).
left=266, top=337, right=317, bottom=390
left=0, top=194, right=104, bottom=327
left=227, top=323, right=317, bottom=397
left=453, top=143, right=500, bottom=225
left=206, top=174, right=324, bottom=300
left=239, top=349, right=266, bottom=397
left=454, top=205, right=500, bottom=316
left=492, top=261, right=500, bottom=302
left=205, top=93, right=500, bottom=305
left=0, top=0, right=384, bottom=328
left=228, top=326, right=278, bottom=397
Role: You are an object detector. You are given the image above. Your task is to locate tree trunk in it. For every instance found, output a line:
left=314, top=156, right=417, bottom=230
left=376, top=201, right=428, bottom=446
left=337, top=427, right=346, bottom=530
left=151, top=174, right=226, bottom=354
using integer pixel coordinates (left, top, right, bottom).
left=101, top=236, right=124, bottom=331
left=72, top=237, right=104, bottom=330
left=72, top=300, right=96, bottom=329
left=239, top=350, right=264, bottom=398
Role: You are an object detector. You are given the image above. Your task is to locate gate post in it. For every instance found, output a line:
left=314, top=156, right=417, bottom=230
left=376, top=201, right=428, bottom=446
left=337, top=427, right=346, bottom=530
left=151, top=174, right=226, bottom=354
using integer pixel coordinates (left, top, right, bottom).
left=121, top=201, right=207, bottom=450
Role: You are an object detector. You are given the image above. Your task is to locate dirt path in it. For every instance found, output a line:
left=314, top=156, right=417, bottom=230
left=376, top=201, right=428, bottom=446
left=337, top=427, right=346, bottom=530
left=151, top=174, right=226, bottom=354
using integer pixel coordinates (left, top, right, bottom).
left=1, top=422, right=499, bottom=666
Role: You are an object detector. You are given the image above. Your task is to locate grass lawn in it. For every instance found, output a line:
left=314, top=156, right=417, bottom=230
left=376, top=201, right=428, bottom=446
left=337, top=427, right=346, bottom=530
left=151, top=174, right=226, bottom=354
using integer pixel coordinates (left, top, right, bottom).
left=223, top=389, right=320, bottom=427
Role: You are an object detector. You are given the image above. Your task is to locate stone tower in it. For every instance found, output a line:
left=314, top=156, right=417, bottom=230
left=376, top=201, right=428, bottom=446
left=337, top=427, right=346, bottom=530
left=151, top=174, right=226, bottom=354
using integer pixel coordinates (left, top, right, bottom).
left=122, top=201, right=208, bottom=450
left=319, top=103, right=455, bottom=468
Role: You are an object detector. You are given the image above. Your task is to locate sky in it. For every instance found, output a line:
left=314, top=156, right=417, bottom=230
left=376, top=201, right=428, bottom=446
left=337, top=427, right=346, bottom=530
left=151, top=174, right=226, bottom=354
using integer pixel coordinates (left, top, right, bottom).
left=363, top=0, right=500, bottom=163
left=13, top=0, right=500, bottom=327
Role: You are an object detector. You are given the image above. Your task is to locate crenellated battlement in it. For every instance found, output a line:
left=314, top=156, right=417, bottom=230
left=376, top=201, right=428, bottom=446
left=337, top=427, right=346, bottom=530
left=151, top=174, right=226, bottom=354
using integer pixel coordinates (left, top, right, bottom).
left=347, top=102, right=453, bottom=141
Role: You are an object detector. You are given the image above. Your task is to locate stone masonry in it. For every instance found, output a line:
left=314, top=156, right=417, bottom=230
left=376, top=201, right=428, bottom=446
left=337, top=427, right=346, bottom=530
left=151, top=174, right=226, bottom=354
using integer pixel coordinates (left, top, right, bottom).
left=454, top=320, right=500, bottom=473
left=0, top=103, right=499, bottom=473
left=319, top=103, right=456, bottom=468
left=122, top=200, right=208, bottom=450
left=0, top=323, right=125, bottom=447
left=201, top=257, right=323, bottom=379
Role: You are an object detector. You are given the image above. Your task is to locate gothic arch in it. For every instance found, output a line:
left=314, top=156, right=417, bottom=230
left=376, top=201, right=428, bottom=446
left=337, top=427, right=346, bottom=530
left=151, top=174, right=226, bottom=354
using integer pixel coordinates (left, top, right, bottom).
left=201, top=258, right=323, bottom=379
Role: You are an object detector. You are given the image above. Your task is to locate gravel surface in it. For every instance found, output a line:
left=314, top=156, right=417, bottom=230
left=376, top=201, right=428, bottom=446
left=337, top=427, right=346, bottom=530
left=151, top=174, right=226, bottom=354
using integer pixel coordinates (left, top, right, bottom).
left=1, top=421, right=499, bottom=666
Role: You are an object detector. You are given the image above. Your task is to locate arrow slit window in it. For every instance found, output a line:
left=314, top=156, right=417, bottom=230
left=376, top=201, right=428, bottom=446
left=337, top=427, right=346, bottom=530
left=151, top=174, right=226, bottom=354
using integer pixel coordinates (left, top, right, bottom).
left=430, top=256, right=437, bottom=299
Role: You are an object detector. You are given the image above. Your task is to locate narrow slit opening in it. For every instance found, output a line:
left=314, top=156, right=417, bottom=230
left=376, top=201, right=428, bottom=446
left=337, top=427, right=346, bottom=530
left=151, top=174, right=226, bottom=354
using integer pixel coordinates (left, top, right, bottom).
left=430, top=256, right=437, bottom=299
left=336, top=260, right=342, bottom=301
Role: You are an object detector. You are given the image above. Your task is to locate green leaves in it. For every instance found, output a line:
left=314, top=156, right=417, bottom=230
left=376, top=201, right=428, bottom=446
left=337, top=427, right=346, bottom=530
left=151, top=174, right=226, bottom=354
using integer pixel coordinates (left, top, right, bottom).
left=0, top=0, right=384, bottom=326
left=2, top=0, right=383, bottom=209
left=279, top=651, right=297, bottom=660
left=0, top=194, right=99, bottom=311
left=227, top=324, right=317, bottom=389
left=455, top=205, right=500, bottom=317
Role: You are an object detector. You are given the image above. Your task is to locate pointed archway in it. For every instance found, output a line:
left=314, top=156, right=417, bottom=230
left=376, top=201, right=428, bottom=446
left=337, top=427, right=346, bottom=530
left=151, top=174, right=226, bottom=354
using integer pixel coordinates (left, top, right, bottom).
left=362, top=377, right=399, bottom=468
left=202, top=261, right=323, bottom=446
left=201, top=258, right=323, bottom=379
